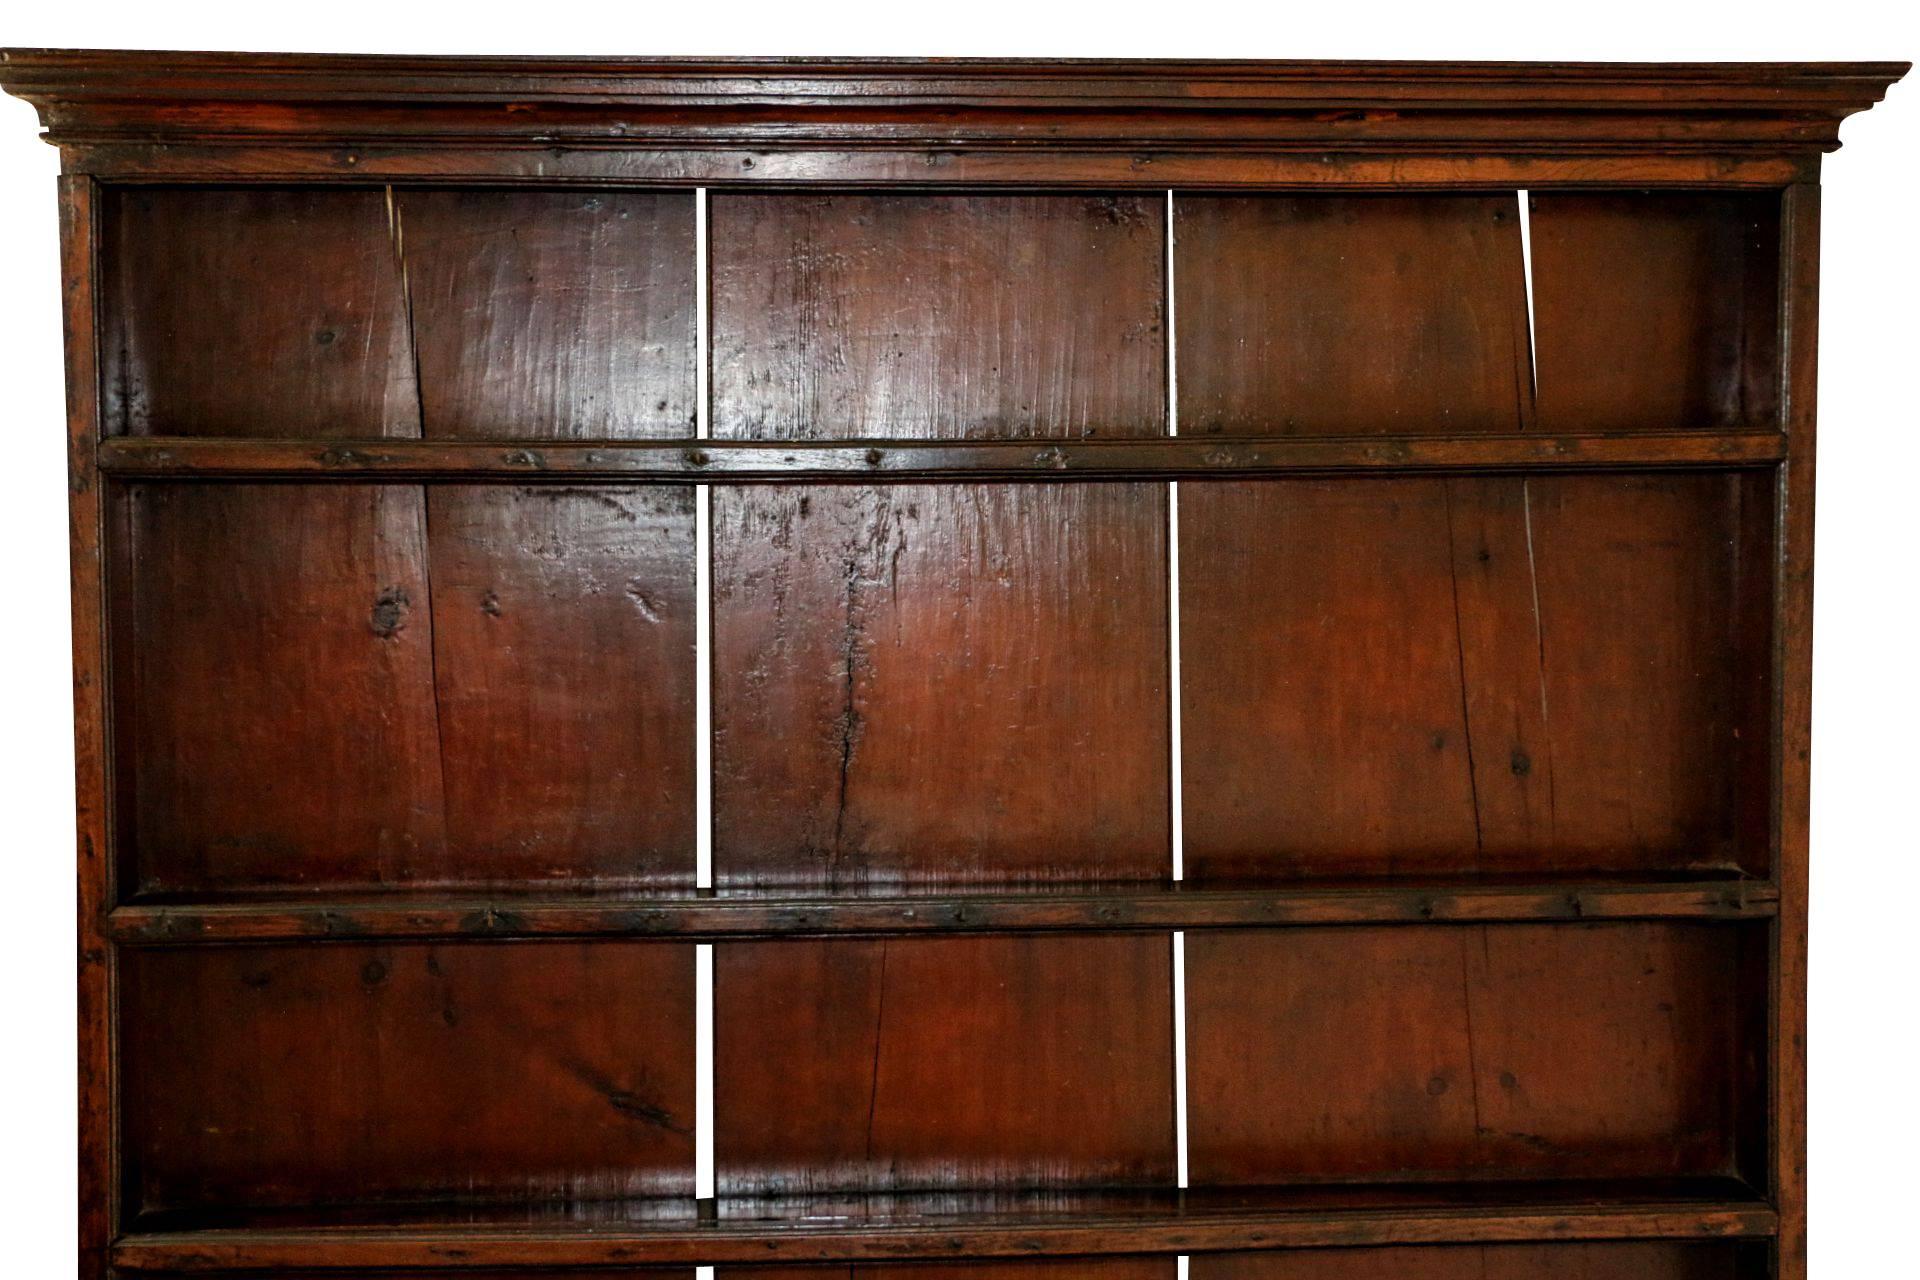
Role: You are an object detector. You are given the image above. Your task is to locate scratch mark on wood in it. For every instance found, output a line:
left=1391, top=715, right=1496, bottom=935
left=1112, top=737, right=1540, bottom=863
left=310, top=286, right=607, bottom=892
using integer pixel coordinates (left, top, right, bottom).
left=558, top=1057, right=692, bottom=1137
left=1442, top=481, right=1485, bottom=861
left=1520, top=478, right=1559, bottom=835
left=416, top=490, right=452, bottom=870
left=1459, top=928, right=1486, bottom=1139
left=386, top=186, right=427, bottom=438
left=863, top=939, right=890, bottom=1164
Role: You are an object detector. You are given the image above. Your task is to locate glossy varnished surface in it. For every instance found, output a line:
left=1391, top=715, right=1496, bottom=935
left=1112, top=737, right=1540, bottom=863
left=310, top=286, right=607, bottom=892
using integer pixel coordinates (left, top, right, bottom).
left=113, top=484, right=447, bottom=893
left=710, top=193, right=1168, bottom=890
left=102, top=186, right=697, bottom=439
left=716, top=935, right=1175, bottom=1196
left=421, top=486, right=696, bottom=885
left=726, top=1258, right=1175, bottom=1280
left=712, top=483, right=1167, bottom=888
left=115, top=483, right=696, bottom=893
left=710, top=193, right=1166, bottom=439
left=4, top=50, right=1899, bottom=1280
left=122, top=942, right=695, bottom=1213
left=1189, top=1243, right=1748, bottom=1279
left=1174, top=195, right=1533, bottom=436
left=1185, top=922, right=1758, bottom=1185
left=399, top=189, right=697, bottom=438
left=110, top=1182, right=1775, bottom=1271
left=1180, top=472, right=1774, bottom=882
left=1529, top=193, right=1781, bottom=432
left=707, top=192, right=1175, bottom=1202
left=103, top=188, right=419, bottom=438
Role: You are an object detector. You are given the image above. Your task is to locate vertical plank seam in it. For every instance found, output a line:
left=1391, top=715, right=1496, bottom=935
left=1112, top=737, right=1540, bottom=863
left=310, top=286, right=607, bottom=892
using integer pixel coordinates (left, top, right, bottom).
left=1441, top=480, right=1487, bottom=861
left=1519, top=480, right=1560, bottom=838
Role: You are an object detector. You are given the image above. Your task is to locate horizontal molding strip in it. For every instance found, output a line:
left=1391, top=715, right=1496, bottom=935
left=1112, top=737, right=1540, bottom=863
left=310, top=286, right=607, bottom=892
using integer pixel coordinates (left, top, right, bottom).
left=97, top=431, right=1787, bottom=482
left=51, top=146, right=1826, bottom=188
left=110, top=1192, right=1778, bottom=1270
left=110, top=879, right=1779, bottom=945
left=3, top=52, right=1904, bottom=156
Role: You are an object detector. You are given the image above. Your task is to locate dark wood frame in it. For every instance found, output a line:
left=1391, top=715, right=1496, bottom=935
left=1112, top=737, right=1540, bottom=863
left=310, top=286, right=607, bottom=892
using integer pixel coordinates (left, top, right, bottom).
left=1, top=50, right=1906, bottom=1280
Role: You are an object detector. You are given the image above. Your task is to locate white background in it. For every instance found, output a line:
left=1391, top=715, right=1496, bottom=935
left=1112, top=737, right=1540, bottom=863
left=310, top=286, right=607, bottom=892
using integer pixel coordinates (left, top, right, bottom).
left=0, top=4, right=1912, bottom=1274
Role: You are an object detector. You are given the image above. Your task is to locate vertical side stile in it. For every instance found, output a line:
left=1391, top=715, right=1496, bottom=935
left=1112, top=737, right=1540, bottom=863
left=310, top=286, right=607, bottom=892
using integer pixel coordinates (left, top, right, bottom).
left=1773, top=179, right=1821, bottom=1280
left=695, top=185, right=717, bottom=1229
left=1166, top=188, right=1190, bottom=1195
left=61, top=172, right=114, bottom=1280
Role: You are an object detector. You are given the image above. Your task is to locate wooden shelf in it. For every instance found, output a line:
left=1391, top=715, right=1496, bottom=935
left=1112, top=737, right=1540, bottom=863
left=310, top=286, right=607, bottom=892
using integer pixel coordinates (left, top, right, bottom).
left=109, top=876, right=1777, bottom=944
left=112, top=1181, right=1777, bottom=1271
left=95, top=431, right=1787, bottom=483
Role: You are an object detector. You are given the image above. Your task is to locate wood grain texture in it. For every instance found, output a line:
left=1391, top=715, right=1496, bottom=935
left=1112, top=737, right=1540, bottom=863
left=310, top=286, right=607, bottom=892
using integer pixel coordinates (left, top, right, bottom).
left=135, top=1272, right=694, bottom=1280
left=94, top=431, right=1791, bottom=482
left=423, top=486, right=695, bottom=887
left=5, top=55, right=1904, bottom=159
left=397, top=189, right=696, bottom=439
left=710, top=193, right=1165, bottom=439
left=107, top=879, right=1779, bottom=946
left=715, top=935, right=1175, bottom=1195
left=61, top=173, right=117, bottom=1280
left=713, top=483, right=1167, bottom=888
left=1185, top=922, right=1757, bottom=1185
left=110, top=1185, right=1774, bottom=1271
left=1174, top=195, right=1533, bottom=436
left=1771, top=182, right=1820, bottom=1280
left=102, top=187, right=418, bottom=438
left=115, top=484, right=448, bottom=894
left=102, top=186, right=699, bottom=442
left=8, top=55, right=1897, bottom=1280
left=1179, top=472, right=1772, bottom=882
left=1529, top=193, right=1782, bottom=432
left=1190, top=1243, right=1746, bottom=1280
left=726, top=1258, right=1175, bottom=1280
left=121, top=941, right=694, bottom=1213
left=711, top=192, right=1168, bottom=887
left=116, top=482, right=697, bottom=893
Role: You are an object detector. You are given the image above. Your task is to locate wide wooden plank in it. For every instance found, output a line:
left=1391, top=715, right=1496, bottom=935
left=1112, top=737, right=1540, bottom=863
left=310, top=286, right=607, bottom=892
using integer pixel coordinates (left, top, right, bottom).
left=423, top=486, right=696, bottom=887
left=114, top=484, right=448, bottom=894
left=1174, top=195, right=1532, bottom=436
left=116, top=481, right=700, bottom=894
left=1190, top=1243, right=1747, bottom=1280
left=397, top=189, right=696, bottom=439
left=710, top=192, right=1170, bottom=888
left=121, top=942, right=695, bottom=1214
left=715, top=935, right=1175, bottom=1195
left=1180, top=473, right=1772, bottom=882
left=1529, top=193, right=1781, bottom=432
left=1185, top=922, right=1760, bottom=1185
left=710, top=192, right=1166, bottom=439
left=102, top=187, right=418, bottom=438
left=707, top=193, right=1175, bottom=1200
left=713, top=483, right=1167, bottom=888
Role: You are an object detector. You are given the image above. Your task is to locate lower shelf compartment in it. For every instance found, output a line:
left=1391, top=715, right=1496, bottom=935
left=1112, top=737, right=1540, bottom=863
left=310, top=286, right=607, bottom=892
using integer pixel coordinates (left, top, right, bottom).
left=114, top=1181, right=1775, bottom=1271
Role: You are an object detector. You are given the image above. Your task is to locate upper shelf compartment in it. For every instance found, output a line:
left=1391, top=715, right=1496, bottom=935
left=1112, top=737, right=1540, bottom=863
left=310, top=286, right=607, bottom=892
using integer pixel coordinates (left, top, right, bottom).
left=1174, top=191, right=1780, bottom=438
left=96, top=185, right=1791, bottom=446
left=99, top=186, right=698, bottom=440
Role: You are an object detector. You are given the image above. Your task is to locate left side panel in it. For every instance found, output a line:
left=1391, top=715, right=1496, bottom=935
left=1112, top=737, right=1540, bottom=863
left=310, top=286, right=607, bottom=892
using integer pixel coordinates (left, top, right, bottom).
left=95, top=184, right=702, bottom=1252
left=62, top=174, right=115, bottom=1280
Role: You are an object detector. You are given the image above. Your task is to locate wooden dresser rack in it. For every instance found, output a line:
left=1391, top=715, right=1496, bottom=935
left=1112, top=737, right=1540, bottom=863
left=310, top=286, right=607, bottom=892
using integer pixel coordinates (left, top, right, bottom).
left=0, top=50, right=1907, bottom=1280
